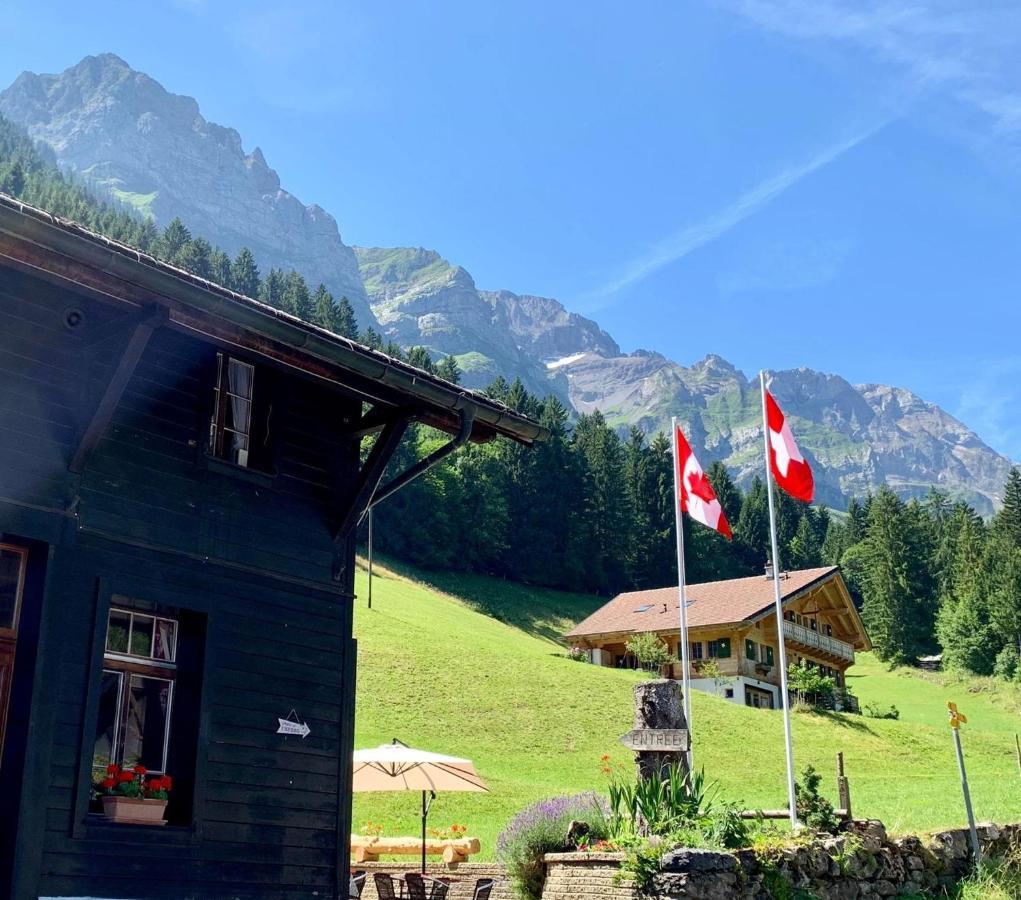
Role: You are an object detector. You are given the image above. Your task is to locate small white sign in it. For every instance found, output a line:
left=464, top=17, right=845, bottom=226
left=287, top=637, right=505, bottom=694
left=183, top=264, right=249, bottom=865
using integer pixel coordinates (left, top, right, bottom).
left=277, top=710, right=311, bottom=739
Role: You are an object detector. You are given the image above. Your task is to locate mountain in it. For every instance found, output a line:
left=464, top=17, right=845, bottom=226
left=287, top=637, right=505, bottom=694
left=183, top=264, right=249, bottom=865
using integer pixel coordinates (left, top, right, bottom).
left=0, top=53, right=374, bottom=326
left=1, top=54, right=1015, bottom=514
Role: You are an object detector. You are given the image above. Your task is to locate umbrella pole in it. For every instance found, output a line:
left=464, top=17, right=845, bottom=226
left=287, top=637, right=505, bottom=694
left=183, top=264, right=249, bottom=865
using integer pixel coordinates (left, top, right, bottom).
left=421, top=790, right=427, bottom=874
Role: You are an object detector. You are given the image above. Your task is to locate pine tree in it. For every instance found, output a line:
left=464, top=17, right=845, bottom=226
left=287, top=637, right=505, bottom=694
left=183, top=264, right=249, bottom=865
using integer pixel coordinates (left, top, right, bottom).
left=845, top=496, right=867, bottom=544
left=157, top=218, right=192, bottom=262
left=335, top=295, right=359, bottom=339
left=407, top=346, right=435, bottom=373
left=282, top=271, right=312, bottom=320
left=706, top=460, right=742, bottom=525
left=258, top=268, right=285, bottom=309
left=997, top=467, right=1021, bottom=548
left=937, top=513, right=996, bottom=673
left=362, top=327, right=384, bottom=351
left=435, top=355, right=462, bottom=385
left=209, top=249, right=232, bottom=288
left=176, top=237, right=213, bottom=279
left=789, top=513, right=822, bottom=568
left=860, top=488, right=920, bottom=663
left=735, top=477, right=769, bottom=569
left=311, top=283, right=338, bottom=331
left=231, top=248, right=261, bottom=297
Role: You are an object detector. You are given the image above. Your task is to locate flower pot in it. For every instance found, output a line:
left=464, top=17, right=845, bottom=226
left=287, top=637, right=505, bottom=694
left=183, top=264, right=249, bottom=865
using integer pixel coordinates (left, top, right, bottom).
left=101, top=796, right=168, bottom=826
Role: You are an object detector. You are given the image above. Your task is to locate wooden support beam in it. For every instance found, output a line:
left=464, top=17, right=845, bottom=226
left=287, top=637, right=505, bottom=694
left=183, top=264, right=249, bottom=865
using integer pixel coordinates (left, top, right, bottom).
left=332, top=417, right=410, bottom=546
left=70, top=307, right=166, bottom=474
left=344, top=405, right=411, bottom=440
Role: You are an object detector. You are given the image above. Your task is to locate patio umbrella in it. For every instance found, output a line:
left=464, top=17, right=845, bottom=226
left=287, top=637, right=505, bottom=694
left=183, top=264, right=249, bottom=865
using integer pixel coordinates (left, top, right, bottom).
left=352, top=739, right=488, bottom=873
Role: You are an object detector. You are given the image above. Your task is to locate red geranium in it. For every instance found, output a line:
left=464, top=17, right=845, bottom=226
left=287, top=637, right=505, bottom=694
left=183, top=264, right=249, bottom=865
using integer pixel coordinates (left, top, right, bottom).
left=106, top=764, right=119, bottom=776
left=161, top=775, right=173, bottom=790
left=133, top=764, right=147, bottom=776
left=118, top=771, right=135, bottom=783
left=100, top=777, right=116, bottom=790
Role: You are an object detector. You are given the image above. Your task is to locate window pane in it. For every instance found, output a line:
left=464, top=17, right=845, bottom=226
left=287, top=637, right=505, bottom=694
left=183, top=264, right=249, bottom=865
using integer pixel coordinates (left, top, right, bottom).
left=130, top=615, right=154, bottom=657
left=122, top=676, right=172, bottom=773
left=0, top=548, right=24, bottom=630
left=106, top=610, right=130, bottom=653
left=154, top=619, right=177, bottom=662
left=92, top=671, right=122, bottom=773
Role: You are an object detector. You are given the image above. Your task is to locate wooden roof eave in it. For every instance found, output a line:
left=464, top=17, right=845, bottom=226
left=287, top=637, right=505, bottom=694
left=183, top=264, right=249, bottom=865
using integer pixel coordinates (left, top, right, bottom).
left=0, top=195, right=546, bottom=447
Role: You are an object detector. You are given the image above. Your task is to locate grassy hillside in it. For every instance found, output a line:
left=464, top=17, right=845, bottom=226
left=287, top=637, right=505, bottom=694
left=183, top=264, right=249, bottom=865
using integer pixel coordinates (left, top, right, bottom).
left=351, top=560, right=1021, bottom=859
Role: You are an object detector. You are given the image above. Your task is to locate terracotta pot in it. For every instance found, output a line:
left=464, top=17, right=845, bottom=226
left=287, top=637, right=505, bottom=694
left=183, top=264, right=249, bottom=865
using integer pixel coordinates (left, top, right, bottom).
left=101, top=796, right=168, bottom=826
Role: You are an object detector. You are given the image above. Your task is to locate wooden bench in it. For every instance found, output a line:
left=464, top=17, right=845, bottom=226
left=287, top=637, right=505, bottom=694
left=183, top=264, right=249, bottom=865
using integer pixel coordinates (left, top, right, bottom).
left=351, top=835, right=482, bottom=865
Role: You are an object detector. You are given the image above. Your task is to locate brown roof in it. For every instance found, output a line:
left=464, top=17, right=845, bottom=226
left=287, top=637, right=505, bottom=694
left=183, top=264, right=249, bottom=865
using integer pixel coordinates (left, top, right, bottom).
left=565, top=567, right=840, bottom=639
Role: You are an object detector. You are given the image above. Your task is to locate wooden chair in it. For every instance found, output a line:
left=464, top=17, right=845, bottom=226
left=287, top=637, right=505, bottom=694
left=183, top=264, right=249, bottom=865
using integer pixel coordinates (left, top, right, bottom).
left=349, top=871, right=366, bottom=899
left=471, top=879, right=495, bottom=900
left=373, top=873, right=399, bottom=900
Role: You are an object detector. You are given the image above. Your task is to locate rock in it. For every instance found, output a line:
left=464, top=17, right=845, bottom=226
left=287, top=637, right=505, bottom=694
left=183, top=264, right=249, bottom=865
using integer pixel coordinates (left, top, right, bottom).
left=0, top=54, right=375, bottom=328
left=565, top=820, right=590, bottom=847
left=660, top=849, right=737, bottom=875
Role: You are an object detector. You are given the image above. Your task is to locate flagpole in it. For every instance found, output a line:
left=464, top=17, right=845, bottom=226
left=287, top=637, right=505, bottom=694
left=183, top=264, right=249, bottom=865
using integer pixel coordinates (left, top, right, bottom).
left=670, top=417, right=694, bottom=770
left=759, top=371, right=799, bottom=829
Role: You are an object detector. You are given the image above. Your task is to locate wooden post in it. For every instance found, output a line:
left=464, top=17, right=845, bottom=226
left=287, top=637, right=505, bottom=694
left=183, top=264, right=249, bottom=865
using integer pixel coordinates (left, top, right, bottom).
left=630, top=680, right=690, bottom=784
left=836, top=752, right=852, bottom=820
left=1014, top=733, right=1020, bottom=778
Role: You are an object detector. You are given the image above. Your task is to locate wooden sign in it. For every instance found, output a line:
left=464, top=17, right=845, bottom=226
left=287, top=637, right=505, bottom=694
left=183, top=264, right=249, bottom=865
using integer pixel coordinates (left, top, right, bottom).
left=277, top=710, right=311, bottom=739
left=619, top=728, right=689, bottom=752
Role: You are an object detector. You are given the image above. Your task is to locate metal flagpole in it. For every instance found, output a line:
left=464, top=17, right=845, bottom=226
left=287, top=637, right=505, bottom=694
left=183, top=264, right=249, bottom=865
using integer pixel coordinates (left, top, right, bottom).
left=670, top=417, right=694, bottom=770
left=367, top=507, right=374, bottom=609
left=759, top=371, right=799, bottom=829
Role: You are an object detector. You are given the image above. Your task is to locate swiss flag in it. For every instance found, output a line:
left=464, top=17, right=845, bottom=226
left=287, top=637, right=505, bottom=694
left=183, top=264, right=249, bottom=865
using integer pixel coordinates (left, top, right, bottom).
left=674, top=425, right=733, bottom=539
left=765, top=390, right=814, bottom=503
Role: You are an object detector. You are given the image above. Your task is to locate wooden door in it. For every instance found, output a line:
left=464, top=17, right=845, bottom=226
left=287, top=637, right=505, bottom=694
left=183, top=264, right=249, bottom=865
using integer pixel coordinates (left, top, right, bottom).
left=0, top=544, right=27, bottom=765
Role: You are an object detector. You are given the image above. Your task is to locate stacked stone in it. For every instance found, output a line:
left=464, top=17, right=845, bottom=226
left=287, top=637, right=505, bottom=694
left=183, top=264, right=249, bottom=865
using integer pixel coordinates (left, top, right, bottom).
left=541, top=821, right=1021, bottom=899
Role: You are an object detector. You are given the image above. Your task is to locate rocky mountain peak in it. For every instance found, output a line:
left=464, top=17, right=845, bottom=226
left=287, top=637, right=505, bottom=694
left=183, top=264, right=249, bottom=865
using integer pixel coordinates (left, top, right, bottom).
left=0, top=55, right=375, bottom=326
left=2, top=54, right=1015, bottom=514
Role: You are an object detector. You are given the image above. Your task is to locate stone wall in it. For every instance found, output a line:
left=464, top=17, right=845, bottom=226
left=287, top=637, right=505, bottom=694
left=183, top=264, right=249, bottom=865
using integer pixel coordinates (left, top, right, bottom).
left=355, top=861, right=511, bottom=899
left=541, top=821, right=1021, bottom=900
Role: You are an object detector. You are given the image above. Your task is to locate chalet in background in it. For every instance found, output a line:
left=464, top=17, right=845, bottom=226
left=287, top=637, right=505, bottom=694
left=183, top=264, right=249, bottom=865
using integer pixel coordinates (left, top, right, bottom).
left=0, top=194, right=544, bottom=900
left=566, top=566, right=870, bottom=710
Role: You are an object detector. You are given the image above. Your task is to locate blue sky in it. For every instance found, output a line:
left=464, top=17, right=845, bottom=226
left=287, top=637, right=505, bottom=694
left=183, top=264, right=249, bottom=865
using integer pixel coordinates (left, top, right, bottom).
left=5, top=1, right=1021, bottom=459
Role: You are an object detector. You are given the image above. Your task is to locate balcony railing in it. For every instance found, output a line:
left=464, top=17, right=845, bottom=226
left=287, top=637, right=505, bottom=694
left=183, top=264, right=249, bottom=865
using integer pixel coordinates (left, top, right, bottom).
left=783, top=621, right=854, bottom=661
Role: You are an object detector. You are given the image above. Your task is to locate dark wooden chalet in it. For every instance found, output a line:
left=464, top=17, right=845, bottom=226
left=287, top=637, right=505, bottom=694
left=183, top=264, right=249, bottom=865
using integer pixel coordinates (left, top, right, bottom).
left=0, top=194, right=544, bottom=900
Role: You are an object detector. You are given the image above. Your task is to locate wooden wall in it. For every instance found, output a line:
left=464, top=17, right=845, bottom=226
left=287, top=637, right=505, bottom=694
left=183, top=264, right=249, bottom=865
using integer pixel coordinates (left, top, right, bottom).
left=0, top=266, right=364, bottom=899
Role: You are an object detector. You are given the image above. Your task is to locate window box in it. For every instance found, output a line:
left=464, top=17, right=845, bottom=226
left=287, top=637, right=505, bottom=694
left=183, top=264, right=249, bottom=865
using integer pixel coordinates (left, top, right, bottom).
left=101, top=796, right=168, bottom=826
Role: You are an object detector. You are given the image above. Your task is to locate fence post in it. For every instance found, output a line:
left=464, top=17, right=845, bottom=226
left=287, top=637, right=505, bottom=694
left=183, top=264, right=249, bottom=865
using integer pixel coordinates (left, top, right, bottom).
left=836, top=752, right=852, bottom=820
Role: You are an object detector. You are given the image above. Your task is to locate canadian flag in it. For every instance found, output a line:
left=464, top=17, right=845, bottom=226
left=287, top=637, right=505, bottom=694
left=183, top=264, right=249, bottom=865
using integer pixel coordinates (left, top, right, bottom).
left=765, top=390, right=814, bottom=503
left=674, top=425, right=733, bottom=539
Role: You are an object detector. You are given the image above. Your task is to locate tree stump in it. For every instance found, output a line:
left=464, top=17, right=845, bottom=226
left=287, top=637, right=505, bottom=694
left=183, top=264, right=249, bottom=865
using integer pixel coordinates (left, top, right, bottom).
left=633, top=679, right=690, bottom=784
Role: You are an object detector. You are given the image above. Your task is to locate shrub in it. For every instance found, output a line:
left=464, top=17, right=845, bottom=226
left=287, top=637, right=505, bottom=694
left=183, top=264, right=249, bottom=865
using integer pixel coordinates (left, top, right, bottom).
left=863, top=702, right=900, bottom=720
left=496, top=792, right=610, bottom=900
left=993, top=644, right=1019, bottom=682
left=952, top=845, right=1021, bottom=899
left=566, top=646, right=589, bottom=663
left=794, top=765, right=839, bottom=834
left=625, top=632, right=675, bottom=670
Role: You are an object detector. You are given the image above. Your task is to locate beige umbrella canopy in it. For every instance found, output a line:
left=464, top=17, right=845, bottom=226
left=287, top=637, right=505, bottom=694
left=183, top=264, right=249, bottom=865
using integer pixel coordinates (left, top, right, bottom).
left=352, top=740, right=488, bottom=872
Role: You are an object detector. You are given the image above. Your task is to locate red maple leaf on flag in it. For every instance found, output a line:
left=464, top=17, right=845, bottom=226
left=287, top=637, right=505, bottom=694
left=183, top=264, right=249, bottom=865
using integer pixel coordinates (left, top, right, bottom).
left=674, top=424, right=732, bottom=539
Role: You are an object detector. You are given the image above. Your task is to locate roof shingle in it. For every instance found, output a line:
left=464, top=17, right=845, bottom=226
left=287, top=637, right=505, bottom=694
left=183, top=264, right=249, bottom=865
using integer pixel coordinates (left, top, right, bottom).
left=565, top=567, right=839, bottom=639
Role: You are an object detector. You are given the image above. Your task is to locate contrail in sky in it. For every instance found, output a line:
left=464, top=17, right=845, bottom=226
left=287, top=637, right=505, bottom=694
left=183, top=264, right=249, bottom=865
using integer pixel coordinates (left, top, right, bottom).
left=584, top=120, right=890, bottom=307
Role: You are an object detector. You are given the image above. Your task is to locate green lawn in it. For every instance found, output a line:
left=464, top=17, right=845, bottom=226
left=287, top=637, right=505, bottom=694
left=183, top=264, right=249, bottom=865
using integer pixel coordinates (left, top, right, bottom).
left=352, top=560, right=1021, bottom=859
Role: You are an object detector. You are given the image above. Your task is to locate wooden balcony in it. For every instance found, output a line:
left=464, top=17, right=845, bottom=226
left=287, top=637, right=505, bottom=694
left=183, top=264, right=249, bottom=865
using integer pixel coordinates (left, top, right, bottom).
left=783, top=620, right=854, bottom=661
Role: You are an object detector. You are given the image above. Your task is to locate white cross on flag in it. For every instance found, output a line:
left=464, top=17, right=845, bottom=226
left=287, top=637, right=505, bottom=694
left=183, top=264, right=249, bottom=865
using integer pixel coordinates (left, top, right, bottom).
left=764, top=390, right=814, bottom=503
left=674, top=425, right=733, bottom=539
